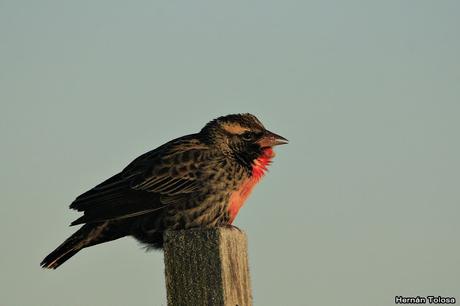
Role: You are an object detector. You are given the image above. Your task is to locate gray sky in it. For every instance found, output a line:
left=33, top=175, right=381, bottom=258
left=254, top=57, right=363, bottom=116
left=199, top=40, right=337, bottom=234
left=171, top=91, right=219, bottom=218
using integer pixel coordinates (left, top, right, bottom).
left=1, top=1, right=459, bottom=305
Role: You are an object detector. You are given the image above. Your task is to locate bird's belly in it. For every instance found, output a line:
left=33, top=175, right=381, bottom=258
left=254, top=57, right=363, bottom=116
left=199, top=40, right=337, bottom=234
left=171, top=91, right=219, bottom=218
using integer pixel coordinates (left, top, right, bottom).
left=228, top=176, right=259, bottom=224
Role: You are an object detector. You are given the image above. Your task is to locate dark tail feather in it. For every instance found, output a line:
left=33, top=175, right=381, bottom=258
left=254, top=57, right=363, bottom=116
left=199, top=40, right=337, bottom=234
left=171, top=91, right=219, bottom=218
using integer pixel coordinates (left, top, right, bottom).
left=41, top=222, right=126, bottom=269
left=40, top=228, right=86, bottom=269
left=41, top=246, right=81, bottom=269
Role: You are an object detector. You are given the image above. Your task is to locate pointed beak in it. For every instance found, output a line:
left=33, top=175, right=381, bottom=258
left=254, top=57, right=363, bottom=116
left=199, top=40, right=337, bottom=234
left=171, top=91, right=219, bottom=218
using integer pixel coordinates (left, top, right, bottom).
left=257, top=130, right=289, bottom=147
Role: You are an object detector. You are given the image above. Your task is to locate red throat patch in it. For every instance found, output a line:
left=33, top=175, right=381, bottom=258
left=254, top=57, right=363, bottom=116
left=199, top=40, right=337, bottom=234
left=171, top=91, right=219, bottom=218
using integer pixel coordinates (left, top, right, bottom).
left=228, top=148, right=274, bottom=223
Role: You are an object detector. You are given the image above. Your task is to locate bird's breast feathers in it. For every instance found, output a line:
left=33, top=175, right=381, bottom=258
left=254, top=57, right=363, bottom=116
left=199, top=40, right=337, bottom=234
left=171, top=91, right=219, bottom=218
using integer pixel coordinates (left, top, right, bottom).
left=227, top=148, right=274, bottom=223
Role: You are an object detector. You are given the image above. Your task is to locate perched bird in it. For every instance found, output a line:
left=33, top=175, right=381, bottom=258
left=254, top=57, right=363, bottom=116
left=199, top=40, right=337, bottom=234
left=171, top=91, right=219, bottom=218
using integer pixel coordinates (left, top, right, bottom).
left=41, top=113, right=287, bottom=269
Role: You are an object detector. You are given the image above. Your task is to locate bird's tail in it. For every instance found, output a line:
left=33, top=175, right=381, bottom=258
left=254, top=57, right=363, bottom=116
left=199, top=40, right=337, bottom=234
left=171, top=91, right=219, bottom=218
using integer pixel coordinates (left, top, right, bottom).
left=41, top=228, right=87, bottom=269
left=41, top=222, right=115, bottom=269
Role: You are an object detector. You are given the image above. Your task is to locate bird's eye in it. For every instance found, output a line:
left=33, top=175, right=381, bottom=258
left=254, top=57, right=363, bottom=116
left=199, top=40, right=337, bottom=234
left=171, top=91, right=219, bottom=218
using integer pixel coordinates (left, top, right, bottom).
left=241, top=131, right=255, bottom=141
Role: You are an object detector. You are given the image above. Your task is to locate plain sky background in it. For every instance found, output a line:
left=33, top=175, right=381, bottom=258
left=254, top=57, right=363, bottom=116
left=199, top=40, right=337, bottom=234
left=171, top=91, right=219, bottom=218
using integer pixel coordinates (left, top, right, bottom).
left=1, top=1, right=459, bottom=305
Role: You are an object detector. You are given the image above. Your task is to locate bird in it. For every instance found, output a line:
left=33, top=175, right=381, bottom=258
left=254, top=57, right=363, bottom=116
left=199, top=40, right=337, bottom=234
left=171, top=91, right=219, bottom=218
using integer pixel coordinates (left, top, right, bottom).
left=40, top=113, right=287, bottom=269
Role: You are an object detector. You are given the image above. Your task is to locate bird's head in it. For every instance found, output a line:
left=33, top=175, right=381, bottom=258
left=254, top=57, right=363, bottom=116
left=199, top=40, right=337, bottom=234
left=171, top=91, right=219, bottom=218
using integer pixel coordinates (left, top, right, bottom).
left=201, top=113, right=288, bottom=170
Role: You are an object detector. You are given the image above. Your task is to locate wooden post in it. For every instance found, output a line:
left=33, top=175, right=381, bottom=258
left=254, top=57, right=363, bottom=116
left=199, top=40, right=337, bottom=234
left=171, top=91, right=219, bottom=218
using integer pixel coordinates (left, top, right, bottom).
left=164, top=227, right=252, bottom=306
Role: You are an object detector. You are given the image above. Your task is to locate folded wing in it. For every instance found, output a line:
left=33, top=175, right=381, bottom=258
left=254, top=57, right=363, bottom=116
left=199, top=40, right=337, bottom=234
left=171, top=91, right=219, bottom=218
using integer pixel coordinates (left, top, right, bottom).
left=69, top=137, right=206, bottom=226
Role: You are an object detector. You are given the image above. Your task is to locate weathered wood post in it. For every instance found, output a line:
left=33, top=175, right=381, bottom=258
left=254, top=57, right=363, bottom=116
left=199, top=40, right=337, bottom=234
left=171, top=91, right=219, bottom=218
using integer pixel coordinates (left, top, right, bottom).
left=164, top=227, right=252, bottom=306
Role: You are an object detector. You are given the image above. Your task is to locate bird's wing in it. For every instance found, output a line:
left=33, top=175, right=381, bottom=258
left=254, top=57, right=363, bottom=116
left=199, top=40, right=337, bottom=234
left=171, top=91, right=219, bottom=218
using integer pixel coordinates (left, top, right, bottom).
left=69, top=135, right=210, bottom=225
left=129, top=154, right=203, bottom=195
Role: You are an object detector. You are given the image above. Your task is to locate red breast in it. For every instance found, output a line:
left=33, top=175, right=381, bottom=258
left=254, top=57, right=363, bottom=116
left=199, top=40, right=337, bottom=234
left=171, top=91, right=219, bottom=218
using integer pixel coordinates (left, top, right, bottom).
left=228, top=148, right=274, bottom=223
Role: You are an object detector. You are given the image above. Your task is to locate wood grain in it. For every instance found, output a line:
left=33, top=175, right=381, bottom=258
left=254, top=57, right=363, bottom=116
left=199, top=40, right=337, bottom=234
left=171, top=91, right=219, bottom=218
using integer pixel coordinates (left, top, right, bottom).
left=164, top=228, right=252, bottom=306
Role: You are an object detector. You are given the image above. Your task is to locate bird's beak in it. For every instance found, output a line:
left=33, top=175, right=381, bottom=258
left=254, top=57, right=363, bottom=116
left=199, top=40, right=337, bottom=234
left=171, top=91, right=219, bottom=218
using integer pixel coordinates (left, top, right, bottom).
left=258, top=130, right=289, bottom=147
